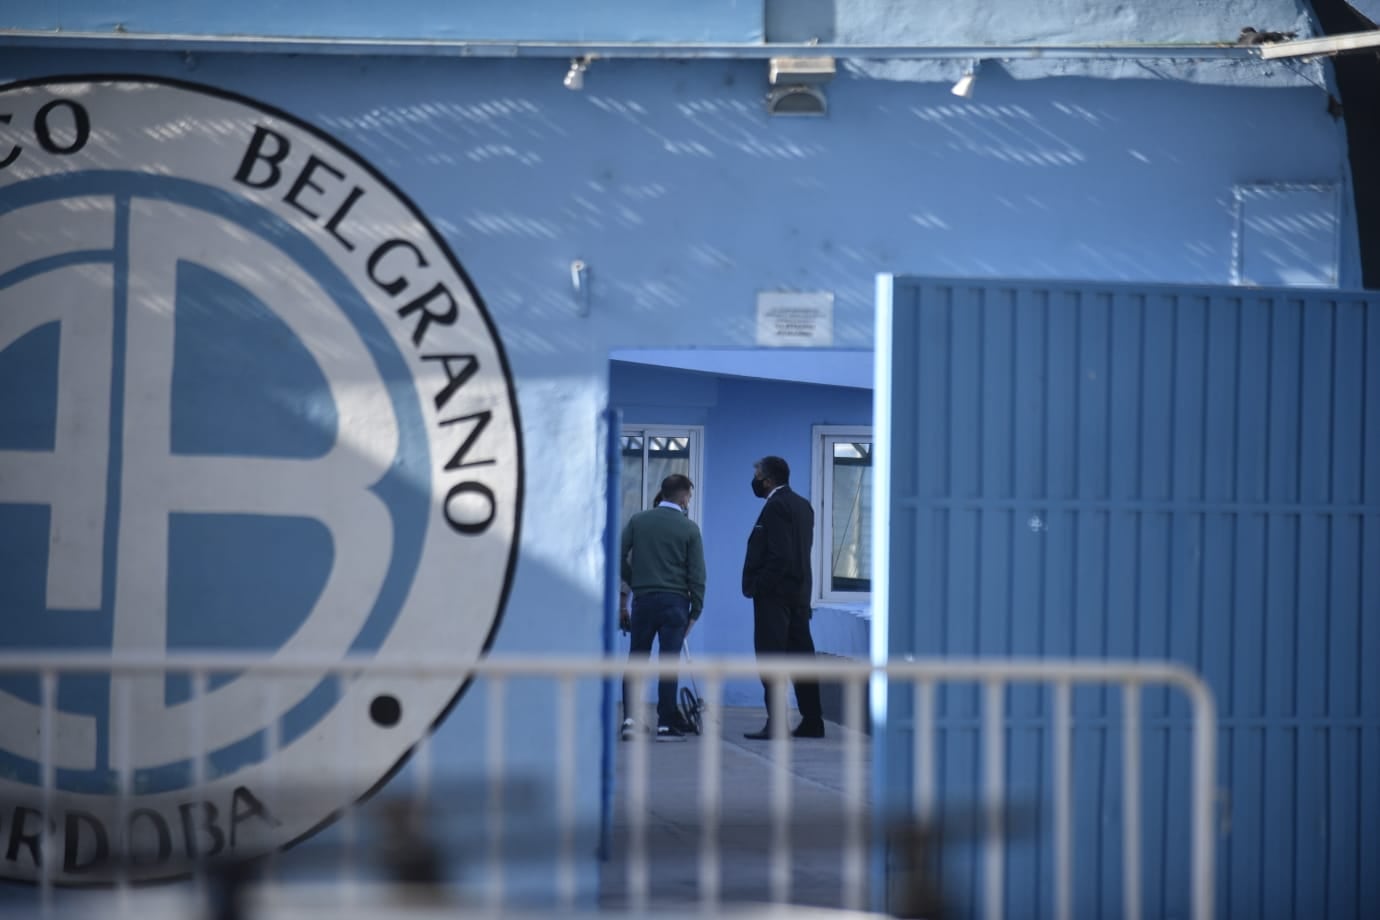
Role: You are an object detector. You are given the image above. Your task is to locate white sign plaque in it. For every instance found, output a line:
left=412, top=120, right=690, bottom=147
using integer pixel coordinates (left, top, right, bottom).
left=755, top=291, right=834, bottom=347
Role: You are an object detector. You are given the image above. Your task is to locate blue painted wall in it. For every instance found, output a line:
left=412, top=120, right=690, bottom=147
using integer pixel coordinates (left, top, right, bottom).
left=611, top=360, right=871, bottom=704
left=0, top=52, right=1349, bottom=353
left=0, top=21, right=1363, bottom=904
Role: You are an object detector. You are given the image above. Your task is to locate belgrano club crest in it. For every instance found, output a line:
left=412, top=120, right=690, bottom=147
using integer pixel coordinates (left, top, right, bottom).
left=0, top=76, right=523, bottom=882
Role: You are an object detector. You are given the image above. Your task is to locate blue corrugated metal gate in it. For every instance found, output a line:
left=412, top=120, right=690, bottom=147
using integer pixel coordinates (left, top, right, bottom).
left=878, top=277, right=1379, bottom=919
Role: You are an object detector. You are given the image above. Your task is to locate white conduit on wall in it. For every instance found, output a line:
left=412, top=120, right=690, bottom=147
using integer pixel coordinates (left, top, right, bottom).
left=0, top=30, right=1266, bottom=62
left=3, top=653, right=1216, bottom=920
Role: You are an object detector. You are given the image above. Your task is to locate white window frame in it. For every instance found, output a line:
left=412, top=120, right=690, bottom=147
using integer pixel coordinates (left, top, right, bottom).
left=619, top=424, right=705, bottom=526
left=810, top=424, right=873, bottom=605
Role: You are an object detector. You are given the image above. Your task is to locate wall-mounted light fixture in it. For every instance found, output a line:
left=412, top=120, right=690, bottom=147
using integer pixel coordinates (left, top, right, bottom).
left=564, top=56, right=591, bottom=91
left=570, top=259, right=591, bottom=316
left=767, top=55, right=835, bottom=117
left=951, top=62, right=980, bottom=98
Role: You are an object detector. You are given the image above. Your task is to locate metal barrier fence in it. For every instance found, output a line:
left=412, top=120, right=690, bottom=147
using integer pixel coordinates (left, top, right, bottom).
left=0, top=654, right=1215, bottom=919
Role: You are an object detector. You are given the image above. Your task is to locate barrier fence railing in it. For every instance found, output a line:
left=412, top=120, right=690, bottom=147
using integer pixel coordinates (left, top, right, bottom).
left=0, top=654, right=1215, bottom=919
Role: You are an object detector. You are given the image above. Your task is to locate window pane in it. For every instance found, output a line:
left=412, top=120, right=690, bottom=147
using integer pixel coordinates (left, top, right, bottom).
left=830, top=440, right=872, bottom=593
left=647, top=434, right=690, bottom=504
left=620, top=429, right=695, bottom=527
left=619, top=434, right=645, bottom=531
left=833, top=441, right=871, bottom=461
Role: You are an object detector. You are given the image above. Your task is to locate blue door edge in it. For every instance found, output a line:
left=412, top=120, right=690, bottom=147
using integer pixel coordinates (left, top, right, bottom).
left=869, top=272, right=895, bottom=913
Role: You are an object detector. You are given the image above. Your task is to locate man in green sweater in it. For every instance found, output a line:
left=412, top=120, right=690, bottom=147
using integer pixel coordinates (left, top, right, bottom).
left=620, top=473, right=706, bottom=740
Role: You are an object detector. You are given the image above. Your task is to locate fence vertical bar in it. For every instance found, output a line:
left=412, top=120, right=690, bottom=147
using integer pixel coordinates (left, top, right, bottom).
left=983, top=680, right=1005, bottom=920
left=1123, top=684, right=1142, bottom=920
left=628, top=674, right=650, bottom=913
left=1192, top=685, right=1217, bottom=920
left=698, top=674, right=724, bottom=910
left=114, top=671, right=132, bottom=914
left=486, top=676, right=507, bottom=911
left=190, top=669, right=208, bottom=901
left=1052, top=681, right=1073, bottom=920
left=261, top=680, right=281, bottom=886
left=337, top=672, right=358, bottom=907
left=408, top=694, right=434, bottom=905
left=769, top=676, right=792, bottom=905
left=39, top=670, right=56, bottom=916
left=913, top=680, right=936, bottom=825
left=843, top=675, right=867, bottom=911
left=412, top=731, right=432, bottom=804
left=557, top=675, right=578, bottom=910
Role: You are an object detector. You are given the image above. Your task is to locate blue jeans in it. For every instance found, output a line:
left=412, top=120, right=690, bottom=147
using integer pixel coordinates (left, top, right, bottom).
left=624, top=591, right=689, bottom=726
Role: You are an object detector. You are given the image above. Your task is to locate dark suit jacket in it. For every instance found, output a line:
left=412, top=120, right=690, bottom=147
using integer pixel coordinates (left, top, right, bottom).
left=741, top=484, right=814, bottom=606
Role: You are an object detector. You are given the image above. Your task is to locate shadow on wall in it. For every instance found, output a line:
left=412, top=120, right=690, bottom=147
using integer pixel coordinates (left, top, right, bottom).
left=0, top=287, right=610, bottom=896
left=0, top=124, right=619, bottom=896
left=4, top=46, right=1333, bottom=367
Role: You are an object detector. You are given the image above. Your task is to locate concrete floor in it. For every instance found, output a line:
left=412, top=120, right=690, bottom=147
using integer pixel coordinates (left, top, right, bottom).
left=600, top=705, right=873, bottom=911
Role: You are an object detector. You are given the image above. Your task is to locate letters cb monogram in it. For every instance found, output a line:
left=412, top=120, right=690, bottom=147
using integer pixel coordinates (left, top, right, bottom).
left=0, top=76, right=523, bottom=882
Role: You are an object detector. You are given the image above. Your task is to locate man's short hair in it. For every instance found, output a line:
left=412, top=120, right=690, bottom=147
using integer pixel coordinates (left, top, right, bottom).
left=757, top=455, right=790, bottom=485
left=660, top=473, right=694, bottom=502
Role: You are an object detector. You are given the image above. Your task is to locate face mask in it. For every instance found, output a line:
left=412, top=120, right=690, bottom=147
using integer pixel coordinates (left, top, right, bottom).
left=751, top=476, right=769, bottom=498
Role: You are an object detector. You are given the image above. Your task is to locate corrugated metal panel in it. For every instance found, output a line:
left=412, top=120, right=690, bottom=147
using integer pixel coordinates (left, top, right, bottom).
left=880, top=277, right=1380, bottom=919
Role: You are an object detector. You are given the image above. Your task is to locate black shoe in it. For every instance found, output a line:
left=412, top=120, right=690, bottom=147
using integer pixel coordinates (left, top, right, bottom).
left=742, top=725, right=774, bottom=740
left=792, top=721, right=825, bottom=739
left=656, top=724, right=688, bottom=741
left=671, top=715, right=699, bottom=736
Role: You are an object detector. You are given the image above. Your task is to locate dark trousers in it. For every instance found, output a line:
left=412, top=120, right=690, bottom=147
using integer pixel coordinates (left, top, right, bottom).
left=752, top=596, right=823, bottom=726
left=623, top=591, right=690, bottom=726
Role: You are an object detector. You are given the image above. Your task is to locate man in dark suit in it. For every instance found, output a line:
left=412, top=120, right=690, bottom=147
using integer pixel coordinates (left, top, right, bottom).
left=741, top=455, right=825, bottom=739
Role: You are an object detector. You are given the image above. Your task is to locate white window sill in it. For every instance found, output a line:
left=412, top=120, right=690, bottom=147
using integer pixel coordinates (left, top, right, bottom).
left=810, top=603, right=872, bottom=659
left=812, top=602, right=871, bottom=620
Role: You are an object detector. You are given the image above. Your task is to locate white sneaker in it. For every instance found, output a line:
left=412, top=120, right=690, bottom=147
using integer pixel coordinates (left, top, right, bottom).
left=620, top=718, right=638, bottom=741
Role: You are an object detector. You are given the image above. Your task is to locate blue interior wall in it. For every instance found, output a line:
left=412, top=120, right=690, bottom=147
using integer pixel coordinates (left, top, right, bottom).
left=612, top=360, right=872, bottom=704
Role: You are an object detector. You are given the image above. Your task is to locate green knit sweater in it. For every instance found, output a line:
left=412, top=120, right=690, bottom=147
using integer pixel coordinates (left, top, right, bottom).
left=620, top=506, right=706, bottom=620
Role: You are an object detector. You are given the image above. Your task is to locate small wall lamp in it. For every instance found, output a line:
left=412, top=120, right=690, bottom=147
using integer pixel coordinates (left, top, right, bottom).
left=564, top=57, right=592, bottom=91
left=951, top=62, right=980, bottom=98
